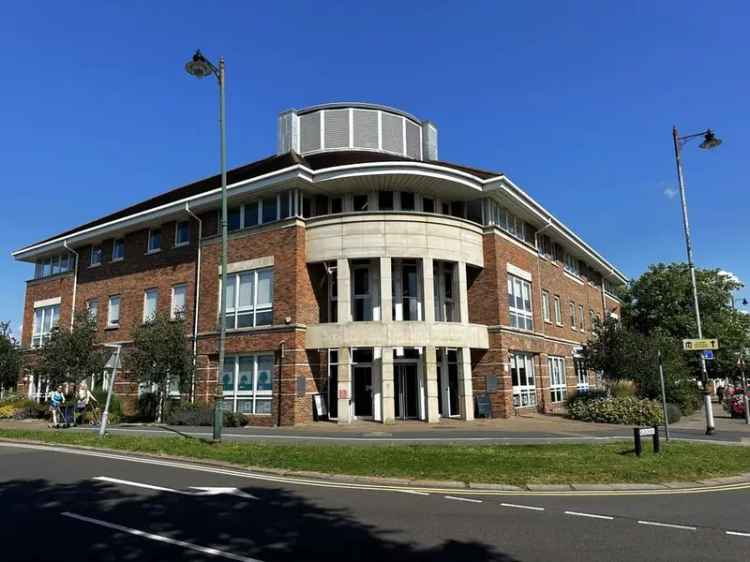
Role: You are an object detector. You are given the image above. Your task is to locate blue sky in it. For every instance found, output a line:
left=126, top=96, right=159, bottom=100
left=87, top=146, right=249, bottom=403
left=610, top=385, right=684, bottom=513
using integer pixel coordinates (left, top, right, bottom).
left=1, top=2, right=748, bottom=336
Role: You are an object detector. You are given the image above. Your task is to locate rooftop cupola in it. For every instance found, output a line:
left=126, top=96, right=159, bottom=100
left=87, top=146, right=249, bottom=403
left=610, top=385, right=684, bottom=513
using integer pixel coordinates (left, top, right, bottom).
left=277, top=102, right=438, bottom=160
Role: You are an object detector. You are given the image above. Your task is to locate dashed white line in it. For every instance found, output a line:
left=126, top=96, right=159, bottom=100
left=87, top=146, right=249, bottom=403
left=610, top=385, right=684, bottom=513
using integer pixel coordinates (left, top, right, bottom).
left=726, top=530, right=750, bottom=538
left=62, top=512, right=264, bottom=561
left=400, top=490, right=430, bottom=496
left=637, top=520, right=696, bottom=531
left=501, top=502, right=545, bottom=511
left=445, top=495, right=483, bottom=503
left=564, top=510, right=614, bottom=520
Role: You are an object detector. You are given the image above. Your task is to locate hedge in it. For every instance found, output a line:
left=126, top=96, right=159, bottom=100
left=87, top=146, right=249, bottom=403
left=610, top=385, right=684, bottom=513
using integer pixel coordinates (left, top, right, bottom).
left=567, top=394, right=664, bottom=425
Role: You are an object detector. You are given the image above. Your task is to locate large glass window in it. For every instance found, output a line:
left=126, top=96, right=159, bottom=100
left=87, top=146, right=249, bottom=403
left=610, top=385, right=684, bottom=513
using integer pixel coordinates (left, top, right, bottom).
left=542, top=290, right=550, bottom=322
left=510, top=352, right=536, bottom=407
left=378, top=191, right=394, bottom=211
left=224, top=268, right=273, bottom=329
left=433, top=261, right=458, bottom=322
left=107, top=295, right=121, bottom=328
left=564, top=253, right=580, bottom=276
left=575, top=358, right=589, bottom=393
left=31, top=304, right=60, bottom=348
left=353, top=194, right=369, bottom=212
left=86, top=299, right=98, bottom=322
left=352, top=261, right=372, bottom=321
left=143, top=289, right=158, bottom=322
left=400, top=192, right=415, bottom=211
left=112, top=239, right=125, bottom=261
left=261, top=197, right=278, bottom=224
left=222, top=354, right=274, bottom=414
left=175, top=221, right=190, bottom=247
left=90, top=245, right=103, bottom=266
left=554, top=295, right=562, bottom=325
left=569, top=301, right=577, bottom=330
left=392, top=259, right=422, bottom=321
left=548, top=356, right=567, bottom=402
left=171, top=284, right=187, bottom=320
left=34, top=254, right=73, bottom=279
left=507, top=275, right=533, bottom=331
left=147, top=229, right=161, bottom=253
left=422, top=197, right=435, bottom=213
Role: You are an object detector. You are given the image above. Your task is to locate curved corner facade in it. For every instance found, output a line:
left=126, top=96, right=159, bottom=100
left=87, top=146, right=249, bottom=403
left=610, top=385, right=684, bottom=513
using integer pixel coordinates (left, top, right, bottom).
left=12, top=102, right=626, bottom=426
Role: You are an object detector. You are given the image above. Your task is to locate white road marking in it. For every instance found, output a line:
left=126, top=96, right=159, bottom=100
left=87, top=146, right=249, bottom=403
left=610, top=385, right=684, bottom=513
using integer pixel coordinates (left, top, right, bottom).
left=726, top=530, right=750, bottom=538
left=61, top=512, right=264, bottom=561
left=95, top=477, right=257, bottom=499
left=399, top=490, right=430, bottom=496
left=445, top=495, right=483, bottom=503
left=637, top=520, right=696, bottom=531
left=190, top=487, right=258, bottom=499
left=501, top=502, right=544, bottom=511
left=94, top=476, right=188, bottom=495
left=564, top=510, right=614, bottom=520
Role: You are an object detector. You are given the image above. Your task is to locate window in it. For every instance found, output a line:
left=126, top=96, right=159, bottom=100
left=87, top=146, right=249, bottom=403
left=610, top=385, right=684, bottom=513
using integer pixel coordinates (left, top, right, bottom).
left=378, top=191, right=394, bottom=211
left=223, top=354, right=273, bottom=414
left=575, top=358, right=589, bottom=393
left=553, top=295, right=562, bottom=325
left=175, top=221, right=190, bottom=247
left=228, top=207, right=242, bottom=231
left=313, top=195, right=328, bottom=217
left=243, top=202, right=259, bottom=227
left=564, top=253, right=580, bottom=276
left=540, top=235, right=554, bottom=259
left=548, top=356, right=567, bottom=402
left=578, top=304, right=585, bottom=332
left=112, top=239, right=125, bottom=261
left=353, top=194, right=368, bottom=211
left=171, top=284, right=187, bottom=320
left=569, top=302, right=577, bottom=329
left=451, top=201, right=465, bottom=218
left=441, top=201, right=451, bottom=215
left=507, top=275, right=533, bottom=331
left=422, top=197, right=434, bottom=213
left=86, top=299, right=98, bottom=321
left=433, top=261, right=457, bottom=322
left=326, top=265, right=338, bottom=323
left=590, top=309, right=597, bottom=330
left=143, top=289, right=158, bottom=322
left=147, top=229, right=161, bottom=253
left=392, top=259, right=422, bottom=321
left=35, top=254, right=72, bottom=278
left=107, top=296, right=121, bottom=327
left=261, top=196, right=278, bottom=223
left=280, top=190, right=293, bottom=218
left=330, top=197, right=343, bottom=214
left=224, top=268, right=273, bottom=329
left=31, top=304, right=60, bottom=348
left=352, top=261, right=373, bottom=321
left=511, top=352, right=536, bottom=407
left=400, top=192, right=415, bottom=211
left=542, top=291, right=550, bottom=322
left=90, top=245, right=103, bottom=266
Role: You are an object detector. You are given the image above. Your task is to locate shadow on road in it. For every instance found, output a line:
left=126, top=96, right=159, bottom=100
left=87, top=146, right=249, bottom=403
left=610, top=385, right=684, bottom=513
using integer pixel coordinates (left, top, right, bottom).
left=0, top=478, right=518, bottom=562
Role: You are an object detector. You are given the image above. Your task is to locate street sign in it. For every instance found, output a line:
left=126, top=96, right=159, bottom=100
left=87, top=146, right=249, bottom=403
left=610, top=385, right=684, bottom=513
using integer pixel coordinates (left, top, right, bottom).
left=682, top=338, right=719, bottom=351
left=638, top=427, right=656, bottom=437
left=703, top=350, right=714, bottom=361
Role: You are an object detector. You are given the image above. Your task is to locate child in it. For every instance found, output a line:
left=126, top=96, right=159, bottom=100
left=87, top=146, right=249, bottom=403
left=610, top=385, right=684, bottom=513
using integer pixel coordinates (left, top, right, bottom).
left=76, top=382, right=97, bottom=425
left=49, top=386, right=65, bottom=427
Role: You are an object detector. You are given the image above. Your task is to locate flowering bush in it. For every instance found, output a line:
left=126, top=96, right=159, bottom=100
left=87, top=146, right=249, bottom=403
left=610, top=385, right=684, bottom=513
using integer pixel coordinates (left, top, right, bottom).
left=724, top=391, right=746, bottom=418
left=0, top=404, right=16, bottom=419
left=567, top=394, right=664, bottom=425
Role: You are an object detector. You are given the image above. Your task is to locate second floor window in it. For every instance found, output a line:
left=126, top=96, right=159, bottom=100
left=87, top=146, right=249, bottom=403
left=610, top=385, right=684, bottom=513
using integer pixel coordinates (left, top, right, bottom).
left=175, top=221, right=190, bottom=247
left=32, top=304, right=59, bottom=348
left=224, top=268, right=273, bottom=329
left=107, top=295, right=121, bottom=327
left=507, top=275, right=533, bottom=331
left=90, top=245, right=103, bottom=266
left=570, top=301, right=577, bottom=329
left=542, top=291, right=550, bottom=322
left=112, top=238, right=125, bottom=261
left=86, top=299, right=98, bottom=321
left=147, top=229, right=161, bottom=253
left=434, top=261, right=458, bottom=322
left=578, top=304, right=585, bottom=332
left=171, top=284, right=187, bottom=319
left=554, top=295, right=562, bottom=325
left=143, top=289, right=158, bottom=322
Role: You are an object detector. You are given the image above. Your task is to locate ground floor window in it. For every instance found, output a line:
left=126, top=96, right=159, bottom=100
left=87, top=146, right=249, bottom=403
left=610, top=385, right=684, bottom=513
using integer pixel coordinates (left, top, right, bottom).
left=575, top=358, right=589, bottom=393
left=548, top=356, right=567, bottom=402
left=510, top=352, right=536, bottom=407
left=222, top=354, right=273, bottom=414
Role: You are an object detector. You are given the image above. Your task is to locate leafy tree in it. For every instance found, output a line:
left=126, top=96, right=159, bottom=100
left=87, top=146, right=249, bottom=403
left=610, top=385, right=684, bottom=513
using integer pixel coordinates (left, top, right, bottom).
left=0, top=322, right=21, bottom=397
left=124, top=312, right=193, bottom=422
left=622, top=263, right=750, bottom=379
left=33, top=312, right=106, bottom=390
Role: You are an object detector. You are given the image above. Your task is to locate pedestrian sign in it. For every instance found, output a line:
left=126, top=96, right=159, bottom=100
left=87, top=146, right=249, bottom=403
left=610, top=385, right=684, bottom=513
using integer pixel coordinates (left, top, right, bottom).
left=703, top=350, right=714, bottom=361
left=682, top=338, right=719, bottom=351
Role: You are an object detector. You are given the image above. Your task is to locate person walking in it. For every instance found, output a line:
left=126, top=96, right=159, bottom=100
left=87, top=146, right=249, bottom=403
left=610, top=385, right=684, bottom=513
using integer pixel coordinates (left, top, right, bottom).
left=76, top=382, right=97, bottom=425
left=717, top=385, right=725, bottom=405
left=48, top=386, right=65, bottom=428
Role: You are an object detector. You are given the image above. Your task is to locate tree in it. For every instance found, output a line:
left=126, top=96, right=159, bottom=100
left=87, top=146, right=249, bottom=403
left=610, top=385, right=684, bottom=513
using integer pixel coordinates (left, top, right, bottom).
left=33, top=312, right=106, bottom=390
left=622, top=263, right=750, bottom=379
left=124, top=312, right=193, bottom=422
left=0, top=322, right=21, bottom=398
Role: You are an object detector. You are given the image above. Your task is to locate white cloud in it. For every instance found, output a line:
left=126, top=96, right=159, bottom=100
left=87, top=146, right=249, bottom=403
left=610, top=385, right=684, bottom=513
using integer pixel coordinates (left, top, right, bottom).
left=663, top=186, right=678, bottom=200
left=719, top=270, right=742, bottom=284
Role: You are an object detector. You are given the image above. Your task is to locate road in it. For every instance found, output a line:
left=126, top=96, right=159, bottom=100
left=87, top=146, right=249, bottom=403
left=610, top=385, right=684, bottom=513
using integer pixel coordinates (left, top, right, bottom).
left=1, top=442, right=748, bottom=561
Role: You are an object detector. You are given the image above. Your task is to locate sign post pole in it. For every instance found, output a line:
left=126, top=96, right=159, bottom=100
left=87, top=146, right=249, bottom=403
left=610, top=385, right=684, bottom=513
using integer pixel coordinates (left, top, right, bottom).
left=657, top=351, right=670, bottom=441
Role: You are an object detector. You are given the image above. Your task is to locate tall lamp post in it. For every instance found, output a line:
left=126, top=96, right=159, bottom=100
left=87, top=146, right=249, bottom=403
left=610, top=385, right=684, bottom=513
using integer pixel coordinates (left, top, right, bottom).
left=185, top=50, right=227, bottom=442
left=671, top=126, right=722, bottom=435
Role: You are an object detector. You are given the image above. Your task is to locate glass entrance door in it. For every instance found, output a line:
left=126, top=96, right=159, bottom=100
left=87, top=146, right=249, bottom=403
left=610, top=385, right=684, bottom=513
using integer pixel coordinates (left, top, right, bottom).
left=353, top=366, right=373, bottom=417
left=395, top=363, right=419, bottom=420
left=437, top=349, right=460, bottom=417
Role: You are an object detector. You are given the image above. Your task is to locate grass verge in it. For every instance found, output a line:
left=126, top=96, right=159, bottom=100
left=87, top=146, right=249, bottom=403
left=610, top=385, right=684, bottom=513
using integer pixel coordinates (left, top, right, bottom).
left=0, top=429, right=748, bottom=485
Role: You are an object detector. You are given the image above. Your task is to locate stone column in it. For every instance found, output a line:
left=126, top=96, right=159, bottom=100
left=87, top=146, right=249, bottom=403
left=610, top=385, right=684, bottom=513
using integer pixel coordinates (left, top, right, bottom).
left=380, top=257, right=392, bottom=323
left=457, top=261, right=469, bottom=324
left=458, top=347, right=474, bottom=420
left=381, top=346, right=395, bottom=424
left=336, top=258, right=352, bottom=324
left=425, top=345, right=440, bottom=423
left=422, top=257, right=434, bottom=323
left=337, top=347, right=352, bottom=424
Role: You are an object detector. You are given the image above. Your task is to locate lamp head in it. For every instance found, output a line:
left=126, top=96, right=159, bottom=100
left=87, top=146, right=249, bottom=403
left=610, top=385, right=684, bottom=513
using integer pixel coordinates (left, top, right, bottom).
left=699, top=130, right=722, bottom=150
left=185, top=50, right=213, bottom=78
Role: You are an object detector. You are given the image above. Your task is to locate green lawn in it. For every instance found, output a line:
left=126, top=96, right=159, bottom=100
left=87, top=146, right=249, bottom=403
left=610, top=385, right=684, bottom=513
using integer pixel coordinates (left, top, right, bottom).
left=0, top=429, right=748, bottom=485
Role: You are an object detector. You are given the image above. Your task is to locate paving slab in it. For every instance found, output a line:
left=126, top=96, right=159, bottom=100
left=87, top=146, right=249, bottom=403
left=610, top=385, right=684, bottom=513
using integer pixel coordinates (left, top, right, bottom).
left=468, top=482, right=524, bottom=491
left=408, top=479, right=466, bottom=489
left=525, top=484, right=573, bottom=491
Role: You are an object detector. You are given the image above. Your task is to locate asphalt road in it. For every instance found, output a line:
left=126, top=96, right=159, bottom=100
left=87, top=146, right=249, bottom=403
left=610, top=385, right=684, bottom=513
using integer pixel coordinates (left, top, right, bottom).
left=1, top=442, right=749, bottom=561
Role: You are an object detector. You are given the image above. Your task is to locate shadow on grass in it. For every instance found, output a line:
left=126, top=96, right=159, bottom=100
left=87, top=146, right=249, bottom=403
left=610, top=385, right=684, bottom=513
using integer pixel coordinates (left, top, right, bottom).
left=0, top=477, right=518, bottom=562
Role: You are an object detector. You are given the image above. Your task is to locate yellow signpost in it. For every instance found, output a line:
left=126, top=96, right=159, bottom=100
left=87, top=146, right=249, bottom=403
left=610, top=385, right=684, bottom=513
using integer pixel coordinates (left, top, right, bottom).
left=682, top=338, right=719, bottom=351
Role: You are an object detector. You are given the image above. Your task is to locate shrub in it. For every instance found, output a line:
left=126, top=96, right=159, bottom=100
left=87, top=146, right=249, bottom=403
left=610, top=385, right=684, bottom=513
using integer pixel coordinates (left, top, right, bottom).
left=224, top=410, right=249, bottom=428
left=0, top=404, right=16, bottom=418
left=610, top=380, right=636, bottom=398
left=166, top=402, right=249, bottom=427
left=12, top=399, right=49, bottom=420
left=567, top=394, right=664, bottom=425
left=665, top=403, right=681, bottom=424
left=136, top=392, right=159, bottom=422
left=92, top=389, right=122, bottom=425
left=0, top=392, right=21, bottom=404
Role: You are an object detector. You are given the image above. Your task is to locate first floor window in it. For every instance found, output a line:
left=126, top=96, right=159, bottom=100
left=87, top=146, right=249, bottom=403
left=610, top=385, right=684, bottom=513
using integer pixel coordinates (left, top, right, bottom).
left=508, top=275, right=533, bottom=331
left=112, top=238, right=125, bottom=261
left=171, top=284, right=187, bottom=319
left=554, top=295, right=562, bottom=325
left=222, top=354, right=273, bottom=414
left=542, top=290, right=550, bottom=322
left=90, top=245, right=103, bottom=266
left=548, top=356, right=567, bottom=402
left=147, top=228, right=161, bottom=253
left=569, top=301, right=577, bottom=329
left=108, top=295, right=121, bottom=327
left=224, top=268, right=273, bottom=329
left=433, top=261, right=457, bottom=322
left=32, top=304, right=60, bottom=348
left=578, top=304, right=585, bottom=332
left=510, top=352, right=536, bottom=407
left=575, top=358, right=589, bottom=393
left=143, top=288, right=158, bottom=322
left=86, top=299, right=98, bottom=322
left=175, top=221, right=190, bottom=247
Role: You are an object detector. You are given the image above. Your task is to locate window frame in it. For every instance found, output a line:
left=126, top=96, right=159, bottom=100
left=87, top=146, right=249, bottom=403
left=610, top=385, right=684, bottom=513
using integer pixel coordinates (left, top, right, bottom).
left=31, top=304, right=60, bottom=348
left=510, top=352, right=536, bottom=408
left=171, top=283, right=188, bottom=320
left=578, top=304, right=585, bottom=332
left=147, top=228, right=161, bottom=254
left=112, top=238, right=125, bottom=262
left=90, top=245, right=103, bottom=267
left=222, top=354, right=274, bottom=415
left=548, top=356, right=567, bottom=403
left=575, top=358, right=590, bottom=393
left=569, top=301, right=577, bottom=330
left=553, top=295, right=562, bottom=325
left=107, top=295, right=121, bottom=328
left=507, top=274, right=533, bottom=331
left=174, top=221, right=190, bottom=247
left=223, top=267, right=274, bottom=330
left=143, top=288, right=158, bottom=323
left=542, top=290, right=550, bottom=323
left=86, top=298, right=98, bottom=322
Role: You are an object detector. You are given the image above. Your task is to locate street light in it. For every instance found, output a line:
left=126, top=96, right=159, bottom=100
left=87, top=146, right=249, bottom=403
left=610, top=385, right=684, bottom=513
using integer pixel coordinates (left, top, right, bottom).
left=671, top=126, right=723, bottom=435
left=185, top=49, right=227, bottom=442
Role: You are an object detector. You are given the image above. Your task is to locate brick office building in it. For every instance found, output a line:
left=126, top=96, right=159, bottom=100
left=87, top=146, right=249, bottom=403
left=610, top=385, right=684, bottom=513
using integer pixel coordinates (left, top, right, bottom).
left=12, top=103, right=626, bottom=425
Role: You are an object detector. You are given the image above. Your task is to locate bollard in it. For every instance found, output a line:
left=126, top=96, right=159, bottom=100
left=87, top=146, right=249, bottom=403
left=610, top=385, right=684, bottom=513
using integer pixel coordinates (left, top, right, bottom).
left=633, top=427, right=642, bottom=457
left=653, top=425, right=660, bottom=453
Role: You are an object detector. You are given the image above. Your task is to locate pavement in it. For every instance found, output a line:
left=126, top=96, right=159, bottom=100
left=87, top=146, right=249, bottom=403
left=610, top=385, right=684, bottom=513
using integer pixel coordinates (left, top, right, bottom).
left=1, top=440, right=749, bottom=561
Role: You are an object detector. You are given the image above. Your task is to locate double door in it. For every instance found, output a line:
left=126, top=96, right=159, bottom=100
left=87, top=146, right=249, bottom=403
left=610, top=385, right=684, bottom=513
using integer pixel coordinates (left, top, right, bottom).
left=394, top=363, right=419, bottom=420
